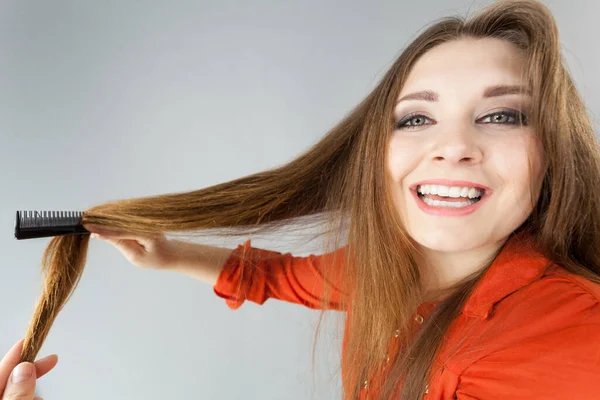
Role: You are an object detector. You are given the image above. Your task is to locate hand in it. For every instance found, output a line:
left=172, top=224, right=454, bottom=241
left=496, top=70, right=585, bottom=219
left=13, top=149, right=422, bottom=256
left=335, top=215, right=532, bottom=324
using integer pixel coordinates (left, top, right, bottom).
left=1, top=339, right=58, bottom=400
left=84, top=224, right=177, bottom=270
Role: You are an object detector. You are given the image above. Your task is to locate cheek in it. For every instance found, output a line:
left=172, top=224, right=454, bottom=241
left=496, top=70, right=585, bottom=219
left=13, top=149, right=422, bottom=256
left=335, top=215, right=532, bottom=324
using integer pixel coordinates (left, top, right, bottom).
left=529, top=139, right=545, bottom=187
left=495, top=136, right=544, bottom=201
left=387, top=136, right=423, bottom=183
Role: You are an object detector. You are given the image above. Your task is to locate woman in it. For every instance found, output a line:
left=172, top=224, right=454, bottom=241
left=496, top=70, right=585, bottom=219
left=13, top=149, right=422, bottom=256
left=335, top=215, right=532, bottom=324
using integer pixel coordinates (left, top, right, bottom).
left=7, top=0, right=600, bottom=399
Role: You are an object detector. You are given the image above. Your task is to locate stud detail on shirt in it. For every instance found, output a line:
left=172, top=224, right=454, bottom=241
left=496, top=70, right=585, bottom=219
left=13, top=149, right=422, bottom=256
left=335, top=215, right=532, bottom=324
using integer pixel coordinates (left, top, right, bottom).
left=415, top=314, right=424, bottom=324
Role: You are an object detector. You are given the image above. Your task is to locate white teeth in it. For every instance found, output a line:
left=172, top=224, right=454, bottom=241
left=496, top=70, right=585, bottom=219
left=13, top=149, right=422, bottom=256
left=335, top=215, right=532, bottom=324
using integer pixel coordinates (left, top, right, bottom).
left=417, top=184, right=484, bottom=199
left=448, top=187, right=461, bottom=197
left=422, top=197, right=477, bottom=207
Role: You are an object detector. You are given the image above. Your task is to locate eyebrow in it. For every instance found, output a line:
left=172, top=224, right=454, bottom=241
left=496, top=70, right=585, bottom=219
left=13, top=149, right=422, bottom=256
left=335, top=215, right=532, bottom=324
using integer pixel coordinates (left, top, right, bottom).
left=395, top=84, right=532, bottom=104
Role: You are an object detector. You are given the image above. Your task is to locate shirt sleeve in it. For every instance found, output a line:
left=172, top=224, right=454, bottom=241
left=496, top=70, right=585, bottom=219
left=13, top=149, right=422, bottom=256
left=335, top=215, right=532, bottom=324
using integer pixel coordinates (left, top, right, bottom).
left=213, top=239, right=348, bottom=311
left=455, top=322, right=600, bottom=399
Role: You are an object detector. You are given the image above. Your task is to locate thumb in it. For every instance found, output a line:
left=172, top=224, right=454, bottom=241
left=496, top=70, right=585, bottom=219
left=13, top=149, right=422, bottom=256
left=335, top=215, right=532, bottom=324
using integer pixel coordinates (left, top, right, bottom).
left=3, top=363, right=36, bottom=400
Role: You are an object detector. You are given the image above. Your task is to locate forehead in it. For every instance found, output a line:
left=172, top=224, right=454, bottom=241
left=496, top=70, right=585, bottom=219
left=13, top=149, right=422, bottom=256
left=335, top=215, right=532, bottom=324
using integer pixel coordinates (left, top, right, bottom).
left=401, top=38, right=527, bottom=91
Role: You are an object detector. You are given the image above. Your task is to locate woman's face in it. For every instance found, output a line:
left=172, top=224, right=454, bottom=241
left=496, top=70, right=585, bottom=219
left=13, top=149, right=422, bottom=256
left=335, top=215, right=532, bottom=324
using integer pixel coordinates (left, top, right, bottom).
left=388, top=37, right=545, bottom=254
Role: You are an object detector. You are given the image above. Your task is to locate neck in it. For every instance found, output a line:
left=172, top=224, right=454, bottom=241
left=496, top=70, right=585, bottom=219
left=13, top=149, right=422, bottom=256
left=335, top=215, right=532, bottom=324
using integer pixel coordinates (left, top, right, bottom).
left=418, top=237, right=508, bottom=301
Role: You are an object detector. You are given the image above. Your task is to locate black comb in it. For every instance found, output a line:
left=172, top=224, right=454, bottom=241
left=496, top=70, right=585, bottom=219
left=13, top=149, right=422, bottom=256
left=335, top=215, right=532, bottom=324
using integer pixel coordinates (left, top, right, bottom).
left=15, top=210, right=90, bottom=240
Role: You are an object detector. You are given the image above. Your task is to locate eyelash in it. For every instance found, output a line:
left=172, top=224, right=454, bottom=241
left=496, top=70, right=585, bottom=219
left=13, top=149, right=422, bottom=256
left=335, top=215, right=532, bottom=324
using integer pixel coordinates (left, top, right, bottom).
left=395, top=109, right=528, bottom=130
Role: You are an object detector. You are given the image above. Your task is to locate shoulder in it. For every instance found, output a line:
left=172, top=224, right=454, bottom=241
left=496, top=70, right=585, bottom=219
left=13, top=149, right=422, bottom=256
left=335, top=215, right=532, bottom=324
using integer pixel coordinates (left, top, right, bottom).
left=453, top=266, right=600, bottom=399
left=450, top=263, right=600, bottom=371
left=542, top=263, right=600, bottom=305
left=518, top=263, right=600, bottom=326
left=460, top=263, right=600, bottom=352
left=494, top=263, right=600, bottom=329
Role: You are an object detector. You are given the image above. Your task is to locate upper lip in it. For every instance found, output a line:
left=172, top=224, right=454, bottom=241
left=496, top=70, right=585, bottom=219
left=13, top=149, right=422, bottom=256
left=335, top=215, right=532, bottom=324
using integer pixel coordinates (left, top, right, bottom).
left=409, top=179, right=491, bottom=192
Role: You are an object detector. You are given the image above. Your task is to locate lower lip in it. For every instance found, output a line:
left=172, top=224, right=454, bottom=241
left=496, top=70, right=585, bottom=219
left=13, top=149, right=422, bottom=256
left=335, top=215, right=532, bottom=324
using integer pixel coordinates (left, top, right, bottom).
left=410, top=189, right=491, bottom=216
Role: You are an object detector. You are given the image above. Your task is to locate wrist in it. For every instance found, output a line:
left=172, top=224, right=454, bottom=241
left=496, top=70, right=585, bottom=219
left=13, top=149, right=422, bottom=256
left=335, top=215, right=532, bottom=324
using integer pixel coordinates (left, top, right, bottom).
left=162, top=240, right=234, bottom=286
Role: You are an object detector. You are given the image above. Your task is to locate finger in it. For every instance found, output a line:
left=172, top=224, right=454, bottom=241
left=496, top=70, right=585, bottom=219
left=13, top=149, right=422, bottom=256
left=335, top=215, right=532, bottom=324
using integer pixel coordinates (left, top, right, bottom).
left=0, top=339, right=24, bottom=395
left=103, top=238, right=148, bottom=261
left=33, top=354, right=58, bottom=379
left=83, top=224, right=113, bottom=234
left=88, top=228, right=133, bottom=239
left=84, top=224, right=144, bottom=239
left=91, top=229, right=157, bottom=245
left=95, top=231, right=158, bottom=255
left=83, top=224, right=107, bottom=234
left=2, top=362, right=36, bottom=400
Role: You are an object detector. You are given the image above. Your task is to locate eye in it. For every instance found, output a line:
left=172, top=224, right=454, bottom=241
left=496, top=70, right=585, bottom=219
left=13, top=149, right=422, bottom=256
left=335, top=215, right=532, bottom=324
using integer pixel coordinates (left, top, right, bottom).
left=479, top=110, right=528, bottom=126
left=394, top=109, right=528, bottom=130
left=395, top=113, right=433, bottom=130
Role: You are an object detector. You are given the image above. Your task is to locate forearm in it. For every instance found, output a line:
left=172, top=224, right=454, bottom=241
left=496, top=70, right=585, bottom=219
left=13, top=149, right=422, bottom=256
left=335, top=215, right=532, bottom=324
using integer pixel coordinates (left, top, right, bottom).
left=165, top=240, right=235, bottom=286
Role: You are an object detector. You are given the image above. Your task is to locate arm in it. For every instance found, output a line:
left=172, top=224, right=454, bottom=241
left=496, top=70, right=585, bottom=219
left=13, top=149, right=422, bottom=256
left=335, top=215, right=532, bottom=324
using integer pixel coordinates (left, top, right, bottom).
left=165, top=240, right=235, bottom=286
left=166, top=239, right=347, bottom=311
left=213, top=240, right=348, bottom=311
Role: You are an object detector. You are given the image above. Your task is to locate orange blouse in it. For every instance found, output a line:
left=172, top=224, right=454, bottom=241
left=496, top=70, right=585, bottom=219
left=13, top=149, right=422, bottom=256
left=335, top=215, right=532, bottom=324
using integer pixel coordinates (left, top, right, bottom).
left=213, top=236, right=600, bottom=399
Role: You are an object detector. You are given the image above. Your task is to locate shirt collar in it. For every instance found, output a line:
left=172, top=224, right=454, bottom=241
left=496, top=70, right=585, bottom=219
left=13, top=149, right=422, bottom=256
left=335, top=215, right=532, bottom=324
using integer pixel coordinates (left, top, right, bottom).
left=461, top=232, right=552, bottom=319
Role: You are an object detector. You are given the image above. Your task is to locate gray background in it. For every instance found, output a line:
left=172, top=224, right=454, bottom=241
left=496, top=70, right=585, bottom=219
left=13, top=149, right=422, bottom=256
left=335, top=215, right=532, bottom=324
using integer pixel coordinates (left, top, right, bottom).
left=1, top=1, right=598, bottom=399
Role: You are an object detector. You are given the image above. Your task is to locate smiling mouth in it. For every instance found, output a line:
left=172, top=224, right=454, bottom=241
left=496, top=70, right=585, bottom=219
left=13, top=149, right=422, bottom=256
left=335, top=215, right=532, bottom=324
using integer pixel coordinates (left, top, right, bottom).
left=416, top=191, right=484, bottom=203
left=413, top=187, right=486, bottom=204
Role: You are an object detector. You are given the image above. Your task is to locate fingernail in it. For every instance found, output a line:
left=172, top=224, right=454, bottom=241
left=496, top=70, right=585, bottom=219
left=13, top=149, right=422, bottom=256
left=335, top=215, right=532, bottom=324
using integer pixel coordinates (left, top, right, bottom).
left=12, top=362, right=34, bottom=383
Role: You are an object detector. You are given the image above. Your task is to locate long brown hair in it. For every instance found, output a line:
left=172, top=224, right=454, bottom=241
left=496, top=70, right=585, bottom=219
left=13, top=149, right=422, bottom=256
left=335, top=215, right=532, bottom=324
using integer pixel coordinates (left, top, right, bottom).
left=19, top=0, right=600, bottom=398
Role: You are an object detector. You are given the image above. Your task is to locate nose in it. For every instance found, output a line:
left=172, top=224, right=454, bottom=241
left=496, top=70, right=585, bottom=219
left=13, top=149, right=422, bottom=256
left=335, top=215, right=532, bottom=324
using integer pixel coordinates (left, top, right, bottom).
left=431, top=124, right=483, bottom=165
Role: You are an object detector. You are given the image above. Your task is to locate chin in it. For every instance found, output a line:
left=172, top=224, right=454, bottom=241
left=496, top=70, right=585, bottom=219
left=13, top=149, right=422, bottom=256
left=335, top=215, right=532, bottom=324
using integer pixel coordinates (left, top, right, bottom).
left=412, top=230, right=484, bottom=253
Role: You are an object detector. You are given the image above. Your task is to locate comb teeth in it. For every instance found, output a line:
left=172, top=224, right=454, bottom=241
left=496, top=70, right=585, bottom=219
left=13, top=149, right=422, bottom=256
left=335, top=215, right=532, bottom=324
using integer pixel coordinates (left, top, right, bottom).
left=18, top=211, right=84, bottom=228
left=15, top=210, right=88, bottom=240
